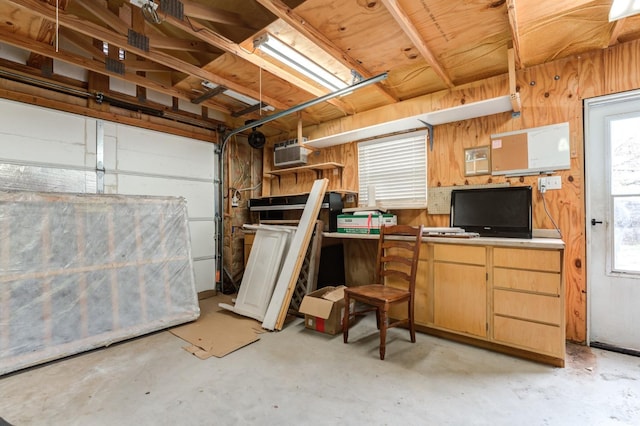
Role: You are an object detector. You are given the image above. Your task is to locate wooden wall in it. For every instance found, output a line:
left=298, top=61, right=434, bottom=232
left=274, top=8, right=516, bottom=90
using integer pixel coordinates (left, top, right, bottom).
left=259, top=39, right=640, bottom=344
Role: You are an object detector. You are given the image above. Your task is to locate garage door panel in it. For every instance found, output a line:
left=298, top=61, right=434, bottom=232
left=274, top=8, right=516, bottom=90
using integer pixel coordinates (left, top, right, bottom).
left=193, top=259, right=215, bottom=293
left=189, top=221, right=215, bottom=258
left=114, top=174, right=214, bottom=218
left=116, top=127, right=215, bottom=179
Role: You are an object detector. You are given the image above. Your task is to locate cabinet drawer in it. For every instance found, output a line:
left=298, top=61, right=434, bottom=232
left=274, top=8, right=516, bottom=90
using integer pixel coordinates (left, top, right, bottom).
left=494, top=289, right=561, bottom=325
left=494, top=248, right=561, bottom=272
left=493, top=315, right=564, bottom=358
left=494, top=268, right=561, bottom=295
left=434, top=244, right=485, bottom=265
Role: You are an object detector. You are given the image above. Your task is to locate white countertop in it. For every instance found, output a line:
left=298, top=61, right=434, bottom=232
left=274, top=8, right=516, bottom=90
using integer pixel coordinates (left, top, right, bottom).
left=323, top=232, right=565, bottom=249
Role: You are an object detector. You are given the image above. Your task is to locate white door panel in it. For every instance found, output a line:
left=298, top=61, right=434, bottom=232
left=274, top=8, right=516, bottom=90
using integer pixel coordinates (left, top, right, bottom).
left=219, top=226, right=294, bottom=321
left=585, top=91, right=640, bottom=352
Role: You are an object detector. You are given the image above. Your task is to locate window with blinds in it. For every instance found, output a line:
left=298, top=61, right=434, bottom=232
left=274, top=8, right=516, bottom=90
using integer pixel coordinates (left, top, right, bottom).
left=357, top=131, right=428, bottom=208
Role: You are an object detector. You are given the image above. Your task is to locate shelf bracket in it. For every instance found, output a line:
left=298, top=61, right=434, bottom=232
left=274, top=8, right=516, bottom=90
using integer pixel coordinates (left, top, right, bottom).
left=418, top=120, right=434, bottom=151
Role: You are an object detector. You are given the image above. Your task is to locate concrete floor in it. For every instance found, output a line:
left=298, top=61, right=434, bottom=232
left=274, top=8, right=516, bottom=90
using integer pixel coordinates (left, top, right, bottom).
left=1, top=315, right=639, bottom=426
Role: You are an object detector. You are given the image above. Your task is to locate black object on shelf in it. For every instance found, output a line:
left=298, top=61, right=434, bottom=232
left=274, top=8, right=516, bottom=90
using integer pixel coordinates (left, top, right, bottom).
left=249, top=192, right=343, bottom=232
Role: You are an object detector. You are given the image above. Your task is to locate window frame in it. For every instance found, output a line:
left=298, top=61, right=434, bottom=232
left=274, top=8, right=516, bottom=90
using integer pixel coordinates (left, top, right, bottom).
left=357, top=130, right=428, bottom=209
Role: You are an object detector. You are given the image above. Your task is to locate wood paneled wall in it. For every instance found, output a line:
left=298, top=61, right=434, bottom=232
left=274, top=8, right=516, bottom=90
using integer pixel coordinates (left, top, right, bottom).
left=259, top=39, right=640, bottom=343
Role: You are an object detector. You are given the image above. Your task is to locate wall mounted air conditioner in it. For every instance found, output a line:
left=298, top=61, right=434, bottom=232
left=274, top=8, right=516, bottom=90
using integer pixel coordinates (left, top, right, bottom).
left=273, top=138, right=311, bottom=167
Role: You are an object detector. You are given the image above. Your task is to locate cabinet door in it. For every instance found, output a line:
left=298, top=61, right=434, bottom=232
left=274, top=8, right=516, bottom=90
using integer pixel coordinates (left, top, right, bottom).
left=434, top=262, right=487, bottom=337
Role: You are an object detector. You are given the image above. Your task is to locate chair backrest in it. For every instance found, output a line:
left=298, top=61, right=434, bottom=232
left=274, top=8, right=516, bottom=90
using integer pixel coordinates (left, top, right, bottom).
left=375, top=224, right=424, bottom=293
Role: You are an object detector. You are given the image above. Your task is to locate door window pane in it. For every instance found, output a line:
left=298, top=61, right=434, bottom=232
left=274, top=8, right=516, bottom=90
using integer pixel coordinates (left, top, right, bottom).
left=610, top=115, right=640, bottom=195
left=613, top=197, right=640, bottom=272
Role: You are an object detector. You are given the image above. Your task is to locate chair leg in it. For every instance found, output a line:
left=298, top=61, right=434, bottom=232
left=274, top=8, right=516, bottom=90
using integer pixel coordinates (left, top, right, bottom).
left=343, top=293, right=350, bottom=344
left=375, top=308, right=381, bottom=330
left=408, top=299, right=416, bottom=343
left=379, top=308, right=387, bottom=360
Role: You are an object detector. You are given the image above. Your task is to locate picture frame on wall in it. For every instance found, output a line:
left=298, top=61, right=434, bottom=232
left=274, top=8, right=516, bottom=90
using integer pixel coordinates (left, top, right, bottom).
left=464, top=146, right=491, bottom=176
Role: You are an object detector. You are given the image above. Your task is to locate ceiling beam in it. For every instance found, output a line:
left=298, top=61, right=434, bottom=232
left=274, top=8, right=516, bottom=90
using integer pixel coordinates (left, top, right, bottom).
left=256, top=0, right=398, bottom=103
left=74, top=0, right=219, bottom=53
left=59, top=28, right=173, bottom=73
left=507, top=0, right=523, bottom=69
left=609, top=18, right=626, bottom=47
left=159, top=14, right=355, bottom=115
left=0, top=26, right=233, bottom=115
left=181, top=0, right=251, bottom=28
left=380, top=0, right=454, bottom=88
left=4, top=0, right=290, bottom=111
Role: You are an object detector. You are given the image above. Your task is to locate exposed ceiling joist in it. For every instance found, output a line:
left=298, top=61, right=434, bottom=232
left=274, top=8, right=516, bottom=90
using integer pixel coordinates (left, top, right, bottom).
left=181, top=0, right=251, bottom=27
left=256, top=0, right=398, bottom=103
left=609, top=18, right=626, bottom=46
left=159, top=14, right=355, bottom=115
left=506, top=0, right=523, bottom=70
left=381, top=0, right=454, bottom=88
left=0, top=26, right=233, bottom=115
left=5, top=0, right=290, bottom=111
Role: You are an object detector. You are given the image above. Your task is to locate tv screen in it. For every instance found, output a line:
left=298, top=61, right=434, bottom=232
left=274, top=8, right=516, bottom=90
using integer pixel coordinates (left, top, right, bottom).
left=450, top=186, right=532, bottom=238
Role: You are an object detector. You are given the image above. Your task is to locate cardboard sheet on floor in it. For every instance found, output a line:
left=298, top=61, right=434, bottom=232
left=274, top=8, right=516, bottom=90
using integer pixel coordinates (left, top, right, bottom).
left=170, top=295, right=263, bottom=359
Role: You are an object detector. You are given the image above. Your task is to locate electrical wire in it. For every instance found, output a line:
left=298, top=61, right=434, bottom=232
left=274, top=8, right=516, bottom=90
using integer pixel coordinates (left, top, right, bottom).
left=540, top=191, right=563, bottom=238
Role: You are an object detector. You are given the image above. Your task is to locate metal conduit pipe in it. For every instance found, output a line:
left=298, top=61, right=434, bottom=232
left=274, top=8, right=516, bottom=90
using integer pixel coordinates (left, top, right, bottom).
left=0, top=68, right=92, bottom=98
left=216, top=72, right=388, bottom=293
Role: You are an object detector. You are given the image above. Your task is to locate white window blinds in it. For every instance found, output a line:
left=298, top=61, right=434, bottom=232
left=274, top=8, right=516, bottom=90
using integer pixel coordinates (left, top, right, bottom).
left=358, top=131, right=428, bottom=208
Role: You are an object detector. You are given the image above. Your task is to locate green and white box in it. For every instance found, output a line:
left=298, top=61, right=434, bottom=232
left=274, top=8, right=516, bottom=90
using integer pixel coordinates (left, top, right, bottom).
left=337, top=213, right=397, bottom=234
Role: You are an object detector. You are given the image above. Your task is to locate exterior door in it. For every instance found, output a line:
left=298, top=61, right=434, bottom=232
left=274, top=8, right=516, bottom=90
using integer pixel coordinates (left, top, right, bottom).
left=585, top=91, right=640, bottom=353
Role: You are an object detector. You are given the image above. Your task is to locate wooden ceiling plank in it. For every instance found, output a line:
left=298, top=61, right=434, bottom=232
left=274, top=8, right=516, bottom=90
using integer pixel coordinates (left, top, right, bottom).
left=380, top=0, right=454, bottom=88
left=0, top=25, right=233, bottom=115
left=256, top=0, right=398, bottom=103
left=506, top=0, right=523, bottom=70
left=4, top=0, right=289, bottom=111
left=159, top=14, right=355, bottom=115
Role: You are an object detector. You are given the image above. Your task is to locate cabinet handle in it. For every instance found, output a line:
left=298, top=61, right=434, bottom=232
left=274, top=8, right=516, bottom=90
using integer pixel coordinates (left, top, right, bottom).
left=591, top=218, right=603, bottom=226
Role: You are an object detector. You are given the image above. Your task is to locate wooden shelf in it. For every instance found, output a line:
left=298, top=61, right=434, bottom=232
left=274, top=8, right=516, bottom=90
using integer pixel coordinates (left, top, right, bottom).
left=265, top=162, right=345, bottom=186
left=266, top=162, right=344, bottom=177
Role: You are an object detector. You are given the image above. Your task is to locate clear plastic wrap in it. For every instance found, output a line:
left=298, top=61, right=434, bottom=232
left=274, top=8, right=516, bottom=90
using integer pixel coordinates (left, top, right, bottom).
left=0, top=191, right=199, bottom=375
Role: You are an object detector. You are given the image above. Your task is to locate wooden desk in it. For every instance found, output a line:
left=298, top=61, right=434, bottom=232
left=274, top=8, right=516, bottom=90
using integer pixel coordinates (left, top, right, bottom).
left=324, top=233, right=566, bottom=367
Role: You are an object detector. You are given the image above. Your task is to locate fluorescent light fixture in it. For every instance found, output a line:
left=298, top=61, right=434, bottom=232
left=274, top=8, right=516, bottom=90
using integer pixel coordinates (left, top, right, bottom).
left=609, top=0, right=640, bottom=21
left=254, top=34, right=349, bottom=92
left=199, top=81, right=274, bottom=111
left=225, top=89, right=275, bottom=112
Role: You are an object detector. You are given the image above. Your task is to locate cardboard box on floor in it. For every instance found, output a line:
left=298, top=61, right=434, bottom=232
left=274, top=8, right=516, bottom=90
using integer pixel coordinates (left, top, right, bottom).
left=299, top=285, right=354, bottom=335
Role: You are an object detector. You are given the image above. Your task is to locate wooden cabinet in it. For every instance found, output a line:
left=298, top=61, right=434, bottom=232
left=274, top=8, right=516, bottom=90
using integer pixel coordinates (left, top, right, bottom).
left=325, top=233, right=565, bottom=366
left=492, top=247, right=564, bottom=359
left=433, top=245, right=487, bottom=337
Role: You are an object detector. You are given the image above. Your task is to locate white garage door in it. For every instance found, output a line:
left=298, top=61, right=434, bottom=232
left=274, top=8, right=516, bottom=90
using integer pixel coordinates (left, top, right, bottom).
left=0, top=98, right=217, bottom=293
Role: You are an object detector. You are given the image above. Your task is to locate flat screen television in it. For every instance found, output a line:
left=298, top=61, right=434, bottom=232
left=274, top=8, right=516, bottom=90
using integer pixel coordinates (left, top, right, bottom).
left=450, top=186, right=532, bottom=238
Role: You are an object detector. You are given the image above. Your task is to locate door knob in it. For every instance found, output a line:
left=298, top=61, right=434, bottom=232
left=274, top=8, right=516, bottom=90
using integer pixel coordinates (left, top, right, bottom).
left=591, top=218, right=603, bottom=226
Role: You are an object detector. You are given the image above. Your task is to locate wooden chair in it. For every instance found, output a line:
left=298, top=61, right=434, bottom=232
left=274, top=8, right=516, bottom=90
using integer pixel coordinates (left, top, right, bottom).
left=342, top=224, right=424, bottom=360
